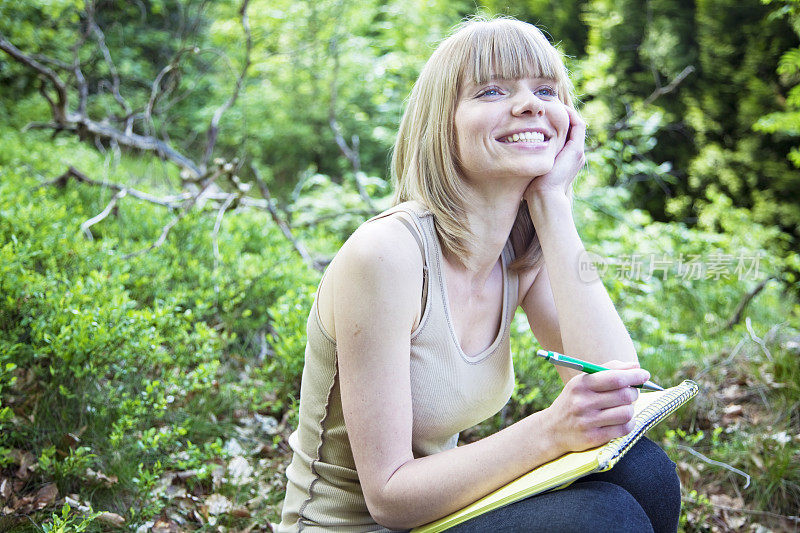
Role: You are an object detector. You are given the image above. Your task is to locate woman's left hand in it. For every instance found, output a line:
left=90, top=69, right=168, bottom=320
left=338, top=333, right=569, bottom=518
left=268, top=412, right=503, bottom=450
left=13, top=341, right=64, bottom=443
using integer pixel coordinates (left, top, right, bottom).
left=523, top=105, right=586, bottom=201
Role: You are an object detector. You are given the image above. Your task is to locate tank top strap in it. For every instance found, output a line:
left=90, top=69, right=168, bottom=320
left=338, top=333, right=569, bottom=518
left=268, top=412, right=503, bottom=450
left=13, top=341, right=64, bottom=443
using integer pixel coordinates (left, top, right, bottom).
left=364, top=201, right=433, bottom=317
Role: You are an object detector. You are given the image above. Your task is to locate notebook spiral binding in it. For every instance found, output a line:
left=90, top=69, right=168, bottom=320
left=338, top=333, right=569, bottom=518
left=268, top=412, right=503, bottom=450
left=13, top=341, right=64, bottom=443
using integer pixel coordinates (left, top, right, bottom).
left=597, top=379, right=699, bottom=470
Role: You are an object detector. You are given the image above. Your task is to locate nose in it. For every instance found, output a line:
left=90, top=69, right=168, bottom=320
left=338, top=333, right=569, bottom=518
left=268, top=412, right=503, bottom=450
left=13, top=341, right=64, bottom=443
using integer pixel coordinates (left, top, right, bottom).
left=511, top=91, right=545, bottom=117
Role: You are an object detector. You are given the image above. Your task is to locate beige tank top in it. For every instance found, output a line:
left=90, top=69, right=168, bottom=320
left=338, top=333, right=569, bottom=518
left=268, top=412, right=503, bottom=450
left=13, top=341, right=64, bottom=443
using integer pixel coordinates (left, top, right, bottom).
left=278, top=202, right=518, bottom=532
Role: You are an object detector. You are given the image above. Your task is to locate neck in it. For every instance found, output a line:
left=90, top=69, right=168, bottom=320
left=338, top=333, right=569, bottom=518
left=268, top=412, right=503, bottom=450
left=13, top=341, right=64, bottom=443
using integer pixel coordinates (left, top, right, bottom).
left=444, top=181, right=525, bottom=285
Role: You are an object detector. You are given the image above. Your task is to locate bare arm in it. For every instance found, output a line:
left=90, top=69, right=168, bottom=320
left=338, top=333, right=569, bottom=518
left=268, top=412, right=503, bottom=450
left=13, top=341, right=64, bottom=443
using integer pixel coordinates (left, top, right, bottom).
left=331, top=219, right=648, bottom=529
left=518, top=106, right=650, bottom=453
left=522, top=106, right=637, bottom=375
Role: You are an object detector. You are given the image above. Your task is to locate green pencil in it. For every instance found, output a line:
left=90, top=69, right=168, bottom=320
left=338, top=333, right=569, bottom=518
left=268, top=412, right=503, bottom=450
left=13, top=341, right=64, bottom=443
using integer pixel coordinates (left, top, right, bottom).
left=536, top=349, right=664, bottom=391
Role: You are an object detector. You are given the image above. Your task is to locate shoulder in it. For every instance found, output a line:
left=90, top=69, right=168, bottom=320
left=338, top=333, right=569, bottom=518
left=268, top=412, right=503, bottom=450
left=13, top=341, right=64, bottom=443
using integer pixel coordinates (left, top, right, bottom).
left=320, top=215, right=425, bottom=338
left=337, top=215, right=424, bottom=277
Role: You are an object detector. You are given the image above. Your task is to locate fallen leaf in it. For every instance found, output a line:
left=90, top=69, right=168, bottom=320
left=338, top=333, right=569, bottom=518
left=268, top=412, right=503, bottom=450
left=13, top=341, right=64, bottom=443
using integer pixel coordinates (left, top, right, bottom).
left=710, top=493, right=744, bottom=508
left=151, top=518, right=180, bottom=533
left=0, top=477, right=11, bottom=499
left=86, top=467, right=118, bottom=486
left=211, top=464, right=225, bottom=488
left=164, top=484, right=187, bottom=499
left=723, top=404, right=743, bottom=416
left=205, top=493, right=232, bottom=515
left=64, top=493, right=92, bottom=513
left=13, top=451, right=35, bottom=480
left=750, top=452, right=764, bottom=470
left=176, top=469, right=199, bottom=480
left=231, top=506, right=251, bottom=518
left=228, top=456, right=253, bottom=485
left=97, top=512, right=126, bottom=527
left=34, top=483, right=58, bottom=510
left=223, top=438, right=245, bottom=456
left=722, top=404, right=744, bottom=424
left=166, top=511, right=187, bottom=526
left=61, top=432, right=81, bottom=450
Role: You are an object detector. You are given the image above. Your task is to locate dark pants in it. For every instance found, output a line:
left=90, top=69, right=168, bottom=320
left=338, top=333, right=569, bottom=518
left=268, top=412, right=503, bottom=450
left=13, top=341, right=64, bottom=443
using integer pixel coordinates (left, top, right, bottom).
left=447, top=438, right=681, bottom=533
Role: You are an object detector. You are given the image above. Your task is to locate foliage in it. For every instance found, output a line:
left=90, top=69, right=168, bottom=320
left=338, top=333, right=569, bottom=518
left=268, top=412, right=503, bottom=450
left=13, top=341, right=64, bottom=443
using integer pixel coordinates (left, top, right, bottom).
left=755, top=0, right=800, bottom=167
left=579, top=0, right=800, bottom=265
left=1, top=0, right=800, bottom=530
left=0, top=122, right=315, bottom=528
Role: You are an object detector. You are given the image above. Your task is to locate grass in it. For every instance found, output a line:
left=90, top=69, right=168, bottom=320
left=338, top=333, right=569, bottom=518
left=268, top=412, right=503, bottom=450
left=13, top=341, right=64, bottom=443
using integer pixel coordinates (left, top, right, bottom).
left=1, top=118, right=798, bottom=532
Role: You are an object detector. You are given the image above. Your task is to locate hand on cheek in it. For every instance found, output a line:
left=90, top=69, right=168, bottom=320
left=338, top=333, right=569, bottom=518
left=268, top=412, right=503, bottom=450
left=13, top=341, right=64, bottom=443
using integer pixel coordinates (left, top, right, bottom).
left=524, top=105, right=586, bottom=200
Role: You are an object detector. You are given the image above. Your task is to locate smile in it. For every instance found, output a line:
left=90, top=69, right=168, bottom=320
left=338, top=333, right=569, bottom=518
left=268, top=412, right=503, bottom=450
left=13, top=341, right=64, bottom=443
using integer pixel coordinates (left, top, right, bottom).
left=499, top=131, right=547, bottom=143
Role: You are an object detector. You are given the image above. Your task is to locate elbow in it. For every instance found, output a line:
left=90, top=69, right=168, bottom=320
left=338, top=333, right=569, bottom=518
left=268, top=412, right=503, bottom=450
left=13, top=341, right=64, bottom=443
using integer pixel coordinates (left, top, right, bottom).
left=367, top=497, right=416, bottom=531
left=365, top=481, right=425, bottom=531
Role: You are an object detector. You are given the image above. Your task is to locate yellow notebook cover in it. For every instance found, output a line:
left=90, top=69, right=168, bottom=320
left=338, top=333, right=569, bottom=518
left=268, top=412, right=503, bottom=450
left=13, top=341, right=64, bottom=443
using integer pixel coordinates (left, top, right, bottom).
left=412, top=380, right=699, bottom=533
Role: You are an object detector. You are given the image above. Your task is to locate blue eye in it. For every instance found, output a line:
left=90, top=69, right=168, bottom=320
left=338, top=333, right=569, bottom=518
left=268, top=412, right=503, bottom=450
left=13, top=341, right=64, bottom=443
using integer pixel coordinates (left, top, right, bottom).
left=477, top=87, right=502, bottom=98
left=535, top=86, right=558, bottom=98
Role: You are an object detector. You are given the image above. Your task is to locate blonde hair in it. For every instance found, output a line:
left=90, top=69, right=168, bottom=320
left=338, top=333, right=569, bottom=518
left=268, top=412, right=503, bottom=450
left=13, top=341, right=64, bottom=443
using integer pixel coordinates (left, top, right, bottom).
left=391, top=16, right=575, bottom=271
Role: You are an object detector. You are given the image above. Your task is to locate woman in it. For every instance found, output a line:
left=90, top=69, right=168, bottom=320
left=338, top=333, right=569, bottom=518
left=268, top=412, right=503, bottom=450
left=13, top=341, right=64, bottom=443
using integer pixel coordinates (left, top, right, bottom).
left=278, top=16, right=680, bottom=532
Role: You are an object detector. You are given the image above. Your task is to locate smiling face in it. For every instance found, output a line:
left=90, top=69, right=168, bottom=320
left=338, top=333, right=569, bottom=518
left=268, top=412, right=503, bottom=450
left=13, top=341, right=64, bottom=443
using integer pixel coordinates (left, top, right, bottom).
left=454, top=76, right=569, bottom=185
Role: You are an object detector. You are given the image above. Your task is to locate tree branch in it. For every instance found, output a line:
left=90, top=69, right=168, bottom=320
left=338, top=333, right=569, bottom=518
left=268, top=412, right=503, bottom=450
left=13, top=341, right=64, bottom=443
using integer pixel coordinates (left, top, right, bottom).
left=202, top=0, right=252, bottom=169
left=0, top=33, right=204, bottom=179
left=723, top=277, right=773, bottom=330
left=682, top=496, right=800, bottom=524
left=251, top=164, right=322, bottom=271
left=86, top=0, right=132, bottom=117
left=81, top=189, right=126, bottom=239
left=327, top=37, right=375, bottom=211
left=45, top=166, right=190, bottom=208
left=0, top=35, right=69, bottom=122
left=123, top=168, right=224, bottom=259
left=612, top=65, right=695, bottom=132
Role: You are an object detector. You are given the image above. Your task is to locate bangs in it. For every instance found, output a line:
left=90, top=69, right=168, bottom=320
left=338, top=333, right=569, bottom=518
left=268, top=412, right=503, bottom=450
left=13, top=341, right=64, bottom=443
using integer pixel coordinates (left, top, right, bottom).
left=455, top=19, right=571, bottom=102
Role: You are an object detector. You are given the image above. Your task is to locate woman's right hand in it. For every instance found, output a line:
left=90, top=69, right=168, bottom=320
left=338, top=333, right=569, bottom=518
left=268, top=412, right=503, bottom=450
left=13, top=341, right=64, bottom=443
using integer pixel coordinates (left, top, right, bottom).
left=542, top=360, right=650, bottom=452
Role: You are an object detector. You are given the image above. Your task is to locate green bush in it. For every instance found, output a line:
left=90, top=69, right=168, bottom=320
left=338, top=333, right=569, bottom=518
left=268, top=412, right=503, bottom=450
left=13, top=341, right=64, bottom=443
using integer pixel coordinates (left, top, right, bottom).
left=0, top=122, right=320, bottom=526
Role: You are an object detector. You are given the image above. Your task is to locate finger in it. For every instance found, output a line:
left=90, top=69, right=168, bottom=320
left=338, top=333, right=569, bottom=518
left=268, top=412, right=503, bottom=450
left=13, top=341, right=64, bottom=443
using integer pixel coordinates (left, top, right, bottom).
left=586, top=420, right=637, bottom=447
left=565, top=106, right=587, bottom=144
left=595, top=403, right=637, bottom=428
left=603, top=359, right=641, bottom=370
left=591, top=386, right=639, bottom=409
left=584, top=368, right=650, bottom=392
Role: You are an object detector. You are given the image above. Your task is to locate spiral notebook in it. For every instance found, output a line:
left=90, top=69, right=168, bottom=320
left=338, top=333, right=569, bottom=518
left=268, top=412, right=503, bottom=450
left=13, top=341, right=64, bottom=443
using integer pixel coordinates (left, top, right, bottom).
left=412, top=380, right=699, bottom=533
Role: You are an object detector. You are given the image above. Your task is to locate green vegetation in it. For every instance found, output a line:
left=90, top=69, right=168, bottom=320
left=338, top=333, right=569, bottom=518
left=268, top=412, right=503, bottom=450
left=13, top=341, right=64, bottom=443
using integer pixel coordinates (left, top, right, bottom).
left=1, top=0, right=798, bottom=531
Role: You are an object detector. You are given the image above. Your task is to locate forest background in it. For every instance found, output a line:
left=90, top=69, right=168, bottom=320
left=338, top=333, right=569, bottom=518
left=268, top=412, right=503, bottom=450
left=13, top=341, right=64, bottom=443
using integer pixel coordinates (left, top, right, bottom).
left=0, top=0, right=799, bottom=531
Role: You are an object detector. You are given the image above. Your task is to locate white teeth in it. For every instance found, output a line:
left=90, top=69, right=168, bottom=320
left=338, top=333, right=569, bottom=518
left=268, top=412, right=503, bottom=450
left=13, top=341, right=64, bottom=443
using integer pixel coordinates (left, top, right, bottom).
left=504, top=131, right=545, bottom=143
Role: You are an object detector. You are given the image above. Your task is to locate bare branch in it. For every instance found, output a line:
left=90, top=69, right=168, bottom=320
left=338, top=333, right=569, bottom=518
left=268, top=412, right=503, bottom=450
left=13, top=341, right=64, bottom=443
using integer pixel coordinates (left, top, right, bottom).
left=44, top=166, right=190, bottom=208
left=79, top=118, right=203, bottom=178
left=0, top=35, right=69, bottom=122
left=723, top=277, right=773, bottom=330
left=611, top=65, right=695, bottom=132
left=31, top=53, right=72, bottom=70
left=327, top=37, right=375, bottom=211
left=251, top=164, right=322, bottom=271
left=81, top=189, right=126, bottom=239
left=145, top=47, right=199, bottom=137
left=71, top=45, right=89, bottom=117
left=0, top=34, right=203, bottom=179
left=213, top=193, right=237, bottom=265
left=682, top=496, right=800, bottom=523
left=124, top=168, right=224, bottom=259
left=85, top=1, right=132, bottom=116
left=202, top=0, right=252, bottom=168
left=293, top=208, right=374, bottom=227
left=745, top=317, right=773, bottom=361
left=643, top=65, right=695, bottom=107
left=676, top=444, right=751, bottom=489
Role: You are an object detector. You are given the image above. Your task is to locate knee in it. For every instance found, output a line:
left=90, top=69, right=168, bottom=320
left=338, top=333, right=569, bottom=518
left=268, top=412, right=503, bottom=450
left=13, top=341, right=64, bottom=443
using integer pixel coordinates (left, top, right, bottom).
left=638, top=438, right=680, bottom=494
left=591, top=437, right=681, bottom=504
left=551, top=481, right=655, bottom=532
